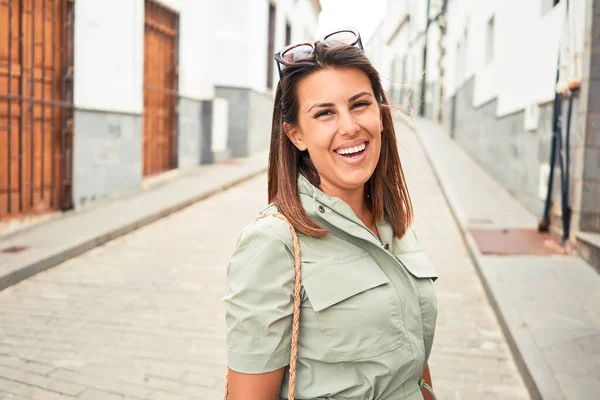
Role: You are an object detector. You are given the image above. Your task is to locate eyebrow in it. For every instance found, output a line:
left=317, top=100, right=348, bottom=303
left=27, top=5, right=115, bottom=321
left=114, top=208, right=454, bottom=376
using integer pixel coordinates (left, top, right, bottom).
left=307, top=91, right=373, bottom=113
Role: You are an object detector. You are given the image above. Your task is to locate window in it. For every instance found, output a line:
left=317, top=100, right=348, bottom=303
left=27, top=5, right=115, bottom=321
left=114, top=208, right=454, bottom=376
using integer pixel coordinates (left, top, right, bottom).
left=266, top=3, right=276, bottom=89
left=485, top=16, right=494, bottom=65
left=285, top=22, right=292, bottom=46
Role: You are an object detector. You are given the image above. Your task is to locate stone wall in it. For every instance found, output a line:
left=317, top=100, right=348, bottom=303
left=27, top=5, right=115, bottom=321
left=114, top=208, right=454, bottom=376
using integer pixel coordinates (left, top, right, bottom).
left=215, top=86, right=274, bottom=158
left=72, top=109, right=142, bottom=209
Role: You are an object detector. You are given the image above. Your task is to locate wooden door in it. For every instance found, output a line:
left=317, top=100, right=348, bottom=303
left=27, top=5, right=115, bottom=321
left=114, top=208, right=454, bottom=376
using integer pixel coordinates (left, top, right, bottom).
left=143, top=0, right=179, bottom=176
left=0, top=0, right=74, bottom=220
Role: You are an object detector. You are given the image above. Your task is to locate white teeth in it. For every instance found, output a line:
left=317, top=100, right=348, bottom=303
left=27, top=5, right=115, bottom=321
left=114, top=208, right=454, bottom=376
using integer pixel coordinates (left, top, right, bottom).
left=336, top=143, right=366, bottom=155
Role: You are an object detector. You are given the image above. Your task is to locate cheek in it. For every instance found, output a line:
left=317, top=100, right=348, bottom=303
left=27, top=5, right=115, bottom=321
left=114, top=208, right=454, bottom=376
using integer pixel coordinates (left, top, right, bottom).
left=360, top=111, right=383, bottom=137
left=302, top=120, right=336, bottom=151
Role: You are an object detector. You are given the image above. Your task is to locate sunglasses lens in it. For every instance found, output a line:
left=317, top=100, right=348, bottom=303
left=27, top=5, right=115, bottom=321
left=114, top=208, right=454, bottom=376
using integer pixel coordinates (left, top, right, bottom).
left=281, top=44, right=314, bottom=63
left=324, top=30, right=357, bottom=46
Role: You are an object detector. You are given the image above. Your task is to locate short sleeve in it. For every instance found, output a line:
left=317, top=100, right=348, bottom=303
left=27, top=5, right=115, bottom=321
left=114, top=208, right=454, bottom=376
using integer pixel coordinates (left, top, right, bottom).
left=222, top=222, right=295, bottom=374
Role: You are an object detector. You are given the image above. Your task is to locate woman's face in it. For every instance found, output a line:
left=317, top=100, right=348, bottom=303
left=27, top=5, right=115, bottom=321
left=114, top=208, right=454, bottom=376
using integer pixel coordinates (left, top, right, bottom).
left=286, top=67, right=382, bottom=197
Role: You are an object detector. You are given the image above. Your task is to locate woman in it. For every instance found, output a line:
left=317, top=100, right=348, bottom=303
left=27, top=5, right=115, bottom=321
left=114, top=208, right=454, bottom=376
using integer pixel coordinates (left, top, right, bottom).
left=223, top=29, right=438, bottom=400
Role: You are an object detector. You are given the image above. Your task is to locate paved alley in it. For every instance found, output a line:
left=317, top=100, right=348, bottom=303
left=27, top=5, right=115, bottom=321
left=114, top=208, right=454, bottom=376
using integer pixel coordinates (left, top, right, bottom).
left=399, top=125, right=531, bottom=400
left=0, top=125, right=530, bottom=400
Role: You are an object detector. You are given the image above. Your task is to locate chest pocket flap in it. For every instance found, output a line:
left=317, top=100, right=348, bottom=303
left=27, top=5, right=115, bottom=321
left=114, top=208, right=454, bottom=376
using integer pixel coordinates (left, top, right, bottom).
left=396, top=251, right=438, bottom=281
left=301, top=254, right=403, bottom=361
left=303, top=255, right=389, bottom=312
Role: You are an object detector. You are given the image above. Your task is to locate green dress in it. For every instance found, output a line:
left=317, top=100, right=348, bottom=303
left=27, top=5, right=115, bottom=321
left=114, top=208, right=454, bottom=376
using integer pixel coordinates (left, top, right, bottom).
left=223, top=174, right=438, bottom=399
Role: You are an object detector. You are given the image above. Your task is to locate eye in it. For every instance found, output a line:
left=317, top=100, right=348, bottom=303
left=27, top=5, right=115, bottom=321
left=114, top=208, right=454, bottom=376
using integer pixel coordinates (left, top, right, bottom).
left=353, top=101, right=371, bottom=109
left=315, top=109, right=334, bottom=118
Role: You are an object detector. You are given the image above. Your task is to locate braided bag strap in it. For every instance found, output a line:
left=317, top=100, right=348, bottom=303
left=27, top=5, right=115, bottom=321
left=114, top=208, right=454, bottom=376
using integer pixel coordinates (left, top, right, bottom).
left=225, top=212, right=302, bottom=400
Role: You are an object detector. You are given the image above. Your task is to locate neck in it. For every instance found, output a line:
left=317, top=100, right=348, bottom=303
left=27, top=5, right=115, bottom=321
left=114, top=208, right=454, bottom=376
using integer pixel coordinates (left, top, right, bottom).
left=319, top=181, right=372, bottom=228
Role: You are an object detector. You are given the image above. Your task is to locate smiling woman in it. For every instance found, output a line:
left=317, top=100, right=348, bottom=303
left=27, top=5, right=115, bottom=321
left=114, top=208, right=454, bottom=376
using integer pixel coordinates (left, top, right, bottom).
left=223, top=30, right=438, bottom=400
left=286, top=69, right=383, bottom=202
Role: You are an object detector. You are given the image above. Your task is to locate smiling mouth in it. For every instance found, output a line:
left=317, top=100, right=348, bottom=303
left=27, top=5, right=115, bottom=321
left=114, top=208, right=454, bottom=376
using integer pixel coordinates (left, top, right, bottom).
left=334, top=142, right=368, bottom=157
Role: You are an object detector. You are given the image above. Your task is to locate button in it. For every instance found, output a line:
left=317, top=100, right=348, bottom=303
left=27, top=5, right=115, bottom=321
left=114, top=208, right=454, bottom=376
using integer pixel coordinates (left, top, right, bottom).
left=317, top=205, right=325, bottom=213
left=384, top=243, right=390, bottom=250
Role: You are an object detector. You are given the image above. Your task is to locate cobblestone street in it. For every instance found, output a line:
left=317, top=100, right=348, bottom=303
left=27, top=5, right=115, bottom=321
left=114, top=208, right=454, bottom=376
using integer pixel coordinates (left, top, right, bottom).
left=400, top=127, right=530, bottom=400
left=0, top=127, right=530, bottom=400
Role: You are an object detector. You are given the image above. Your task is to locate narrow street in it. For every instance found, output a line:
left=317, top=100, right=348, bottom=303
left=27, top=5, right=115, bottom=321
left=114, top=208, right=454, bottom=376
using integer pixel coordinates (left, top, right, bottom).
left=400, top=126, right=530, bottom=400
left=0, top=126, right=529, bottom=400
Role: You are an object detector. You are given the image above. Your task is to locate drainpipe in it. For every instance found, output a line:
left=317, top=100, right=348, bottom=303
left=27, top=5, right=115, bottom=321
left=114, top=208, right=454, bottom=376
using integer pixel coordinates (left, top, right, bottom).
left=560, top=0, right=578, bottom=241
left=419, top=0, right=431, bottom=117
left=562, top=83, right=578, bottom=241
left=539, top=53, right=562, bottom=233
left=437, top=0, right=449, bottom=123
left=539, top=0, right=576, bottom=240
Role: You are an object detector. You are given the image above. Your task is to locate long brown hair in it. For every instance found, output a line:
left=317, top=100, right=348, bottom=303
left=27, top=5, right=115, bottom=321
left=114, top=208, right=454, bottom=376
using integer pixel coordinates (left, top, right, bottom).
left=267, top=44, right=413, bottom=239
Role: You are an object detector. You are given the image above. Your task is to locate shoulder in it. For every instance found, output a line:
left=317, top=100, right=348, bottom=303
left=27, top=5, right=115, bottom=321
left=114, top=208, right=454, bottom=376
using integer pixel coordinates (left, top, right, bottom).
left=238, top=204, right=295, bottom=250
left=228, top=204, right=295, bottom=272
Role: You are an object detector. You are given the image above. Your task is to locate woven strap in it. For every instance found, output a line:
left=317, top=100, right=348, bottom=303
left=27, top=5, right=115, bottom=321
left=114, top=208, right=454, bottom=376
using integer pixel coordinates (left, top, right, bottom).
left=419, top=378, right=438, bottom=400
left=225, top=212, right=302, bottom=400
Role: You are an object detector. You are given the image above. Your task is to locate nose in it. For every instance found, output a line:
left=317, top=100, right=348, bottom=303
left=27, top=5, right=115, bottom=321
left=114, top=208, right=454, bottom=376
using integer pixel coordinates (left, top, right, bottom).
left=338, top=109, right=359, bottom=137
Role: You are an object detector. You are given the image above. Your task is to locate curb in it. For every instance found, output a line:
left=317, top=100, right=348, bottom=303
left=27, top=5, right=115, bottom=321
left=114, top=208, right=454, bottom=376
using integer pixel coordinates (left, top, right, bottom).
left=402, top=117, right=546, bottom=400
left=0, top=166, right=267, bottom=292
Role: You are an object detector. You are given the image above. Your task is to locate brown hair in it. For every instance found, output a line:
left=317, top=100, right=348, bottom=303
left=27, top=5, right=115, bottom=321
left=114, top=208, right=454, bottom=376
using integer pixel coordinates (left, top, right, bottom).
left=267, top=44, right=413, bottom=239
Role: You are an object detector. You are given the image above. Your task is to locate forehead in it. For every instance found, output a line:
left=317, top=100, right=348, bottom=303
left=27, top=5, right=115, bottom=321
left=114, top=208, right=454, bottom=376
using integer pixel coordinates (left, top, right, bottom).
left=296, top=68, right=373, bottom=106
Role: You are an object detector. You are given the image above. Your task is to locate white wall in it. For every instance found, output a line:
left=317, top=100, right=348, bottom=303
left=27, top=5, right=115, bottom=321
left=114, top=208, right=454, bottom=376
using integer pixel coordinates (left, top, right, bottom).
left=212, top=98, right=229, bottom=153
left=214, top=0, right=267, bottom=91
left=375, top=0, right=439, bottom=109
left=74, top=0, right=218, bottom=114
left=445, top=0, right=586, bottom=116
left=370, top=0, right=586, bottom=118
left=366, top=23, right=392, bottom=93
left=74, top=0, right=144, bottom=113
left=215, top=0, right=319, bottom=93
left=426, top=23, right=441, bottom=86
left=375, top=0, right=407, bottom=100
left=75, top=0, right=318, bottom=110
left=158, top=0, right=219, bottom=100
left=271, top=0, right=320, bottom=90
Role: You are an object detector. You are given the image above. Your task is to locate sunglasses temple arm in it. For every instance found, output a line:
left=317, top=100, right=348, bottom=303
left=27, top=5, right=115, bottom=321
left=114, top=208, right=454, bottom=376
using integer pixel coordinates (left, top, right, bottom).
left=276, top=61, right=283, bottom=82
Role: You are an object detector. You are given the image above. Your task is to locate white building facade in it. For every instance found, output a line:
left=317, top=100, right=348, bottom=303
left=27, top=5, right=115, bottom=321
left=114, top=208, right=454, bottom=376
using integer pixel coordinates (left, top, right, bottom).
left=214, top=0, right=321, bottom=157
left=369, top=0, right=600, bottom=246
left=0, top=0, right=320, bottom=220
left=73, top=0, right=224, bottom=209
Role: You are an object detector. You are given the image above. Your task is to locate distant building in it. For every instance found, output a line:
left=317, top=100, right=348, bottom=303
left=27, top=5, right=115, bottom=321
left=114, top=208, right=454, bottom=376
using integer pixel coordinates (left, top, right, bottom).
left=369, top=0, right=599, bottom=259
left=0, top=0, right=321, bottom=223
left=214, top=0, right=321, bottom=158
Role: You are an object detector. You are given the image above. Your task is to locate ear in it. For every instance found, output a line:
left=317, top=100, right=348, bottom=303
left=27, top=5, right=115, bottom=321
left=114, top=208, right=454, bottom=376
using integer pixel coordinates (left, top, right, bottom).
left=283, top=122, right=307, bottom=151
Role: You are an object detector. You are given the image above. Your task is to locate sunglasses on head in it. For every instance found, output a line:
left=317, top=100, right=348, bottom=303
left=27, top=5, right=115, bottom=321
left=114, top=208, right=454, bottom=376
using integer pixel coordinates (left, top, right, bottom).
left=273, top=28, right=364, bottom=80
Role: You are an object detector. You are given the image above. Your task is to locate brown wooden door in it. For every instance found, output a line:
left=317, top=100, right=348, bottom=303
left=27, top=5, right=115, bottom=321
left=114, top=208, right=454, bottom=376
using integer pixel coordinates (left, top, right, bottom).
left=143, top=0, right=179, bottom=177
left=0, top=0, right=74, bottom=220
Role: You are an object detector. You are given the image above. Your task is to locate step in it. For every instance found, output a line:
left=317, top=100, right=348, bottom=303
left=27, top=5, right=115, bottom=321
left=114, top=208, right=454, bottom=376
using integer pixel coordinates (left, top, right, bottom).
left=576, top=231, right=600, bottom=274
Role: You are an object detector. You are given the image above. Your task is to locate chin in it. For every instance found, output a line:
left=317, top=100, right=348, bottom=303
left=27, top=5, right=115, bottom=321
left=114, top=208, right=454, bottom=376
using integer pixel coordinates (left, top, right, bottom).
left=338, top=169, right=374, bottom=188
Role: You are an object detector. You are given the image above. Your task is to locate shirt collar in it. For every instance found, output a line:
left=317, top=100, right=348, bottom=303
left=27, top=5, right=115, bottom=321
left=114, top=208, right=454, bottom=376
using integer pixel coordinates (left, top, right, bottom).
left=297, top=173, right=385, bottom=247
left=296, top=173, right=420, bottom=254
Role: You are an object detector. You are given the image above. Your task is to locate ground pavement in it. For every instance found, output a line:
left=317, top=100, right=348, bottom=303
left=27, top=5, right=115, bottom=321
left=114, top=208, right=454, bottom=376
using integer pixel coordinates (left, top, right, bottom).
left=0, top=126, right=529, bottom=399
left=408, top=116, right=599, bottom=400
